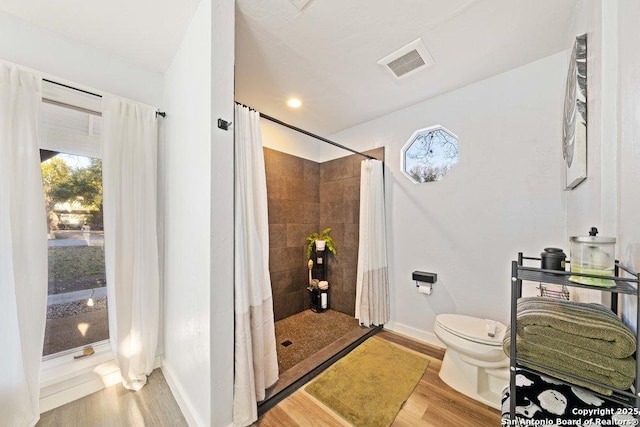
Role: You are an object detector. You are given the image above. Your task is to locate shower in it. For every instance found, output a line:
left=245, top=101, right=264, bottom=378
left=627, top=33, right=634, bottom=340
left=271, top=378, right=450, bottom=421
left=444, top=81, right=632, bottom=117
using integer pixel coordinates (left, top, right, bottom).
left=234, top=102, right=387, bottom=414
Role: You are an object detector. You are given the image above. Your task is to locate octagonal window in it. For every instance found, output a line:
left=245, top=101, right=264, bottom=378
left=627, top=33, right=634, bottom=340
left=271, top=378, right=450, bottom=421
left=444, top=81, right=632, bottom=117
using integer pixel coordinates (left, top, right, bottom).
left=401, top=125, right=458, bottom=183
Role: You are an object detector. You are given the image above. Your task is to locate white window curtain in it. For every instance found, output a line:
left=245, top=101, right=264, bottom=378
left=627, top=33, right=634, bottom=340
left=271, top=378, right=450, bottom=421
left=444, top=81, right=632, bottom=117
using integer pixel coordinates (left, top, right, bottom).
left=355, top=159, right=390, bottom=327
left=102, top=97, right=160, bottom=391
left=233, top=104, right=279, bottom=426
left=0, top=64, right=48, bottom=426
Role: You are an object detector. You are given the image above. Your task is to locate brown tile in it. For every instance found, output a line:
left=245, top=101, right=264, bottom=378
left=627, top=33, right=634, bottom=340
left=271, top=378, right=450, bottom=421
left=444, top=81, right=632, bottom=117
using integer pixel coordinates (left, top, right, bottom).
left=283, top=177, right=308, bottom=202
left=343, top=176, right=361, bottom=201
left=269, top=224, right=287, bottom=249
left=319, top=161, right=330, bottom=182
left=319, top=202, right=346, bottom=224
left=270, top=247, right=306, bottom=272
left=273, top=291, right=305, bottom=321
left=325, top=264, right=344, bottom=286
left=270, top=270, right=290, bottom=296
left=351, top=156, right=365, bottom=177
left=302, top=159, right=320, bottom=180
left=320, top=155, right=353, bottom=182
left=344, top=223, right=359, bottom=246
left=269, top=200, right=305, bottom=224
left=265, top=148, right=304, bottom=178
left=342, top=269, right=358, bottom=294
left=345, top=200, right=360, bottom=224
left=319, top=180, right=344, bottom=204
left=266, top=174, right=285, bottom=200
left=329, top=289, right=355, bottom=316
left=301, top=202, right=320, bottom=224
left=263, top=147, right=275, bottom=175
left=270, top=268, right=307, bottom=295
left=303, top=179, right=320, bottom=203
left=340, top=246, right=359, bottom=268
left=286, top=224, right=316, bottom=249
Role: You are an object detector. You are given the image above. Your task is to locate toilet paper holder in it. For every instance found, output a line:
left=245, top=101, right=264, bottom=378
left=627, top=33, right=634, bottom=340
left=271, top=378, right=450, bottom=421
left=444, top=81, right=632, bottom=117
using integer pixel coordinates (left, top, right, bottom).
left=413, top=271, right=437, bottom=295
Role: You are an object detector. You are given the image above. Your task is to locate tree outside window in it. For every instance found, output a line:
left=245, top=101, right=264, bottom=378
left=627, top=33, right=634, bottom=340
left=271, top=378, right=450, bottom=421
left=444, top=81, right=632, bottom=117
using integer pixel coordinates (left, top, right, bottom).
left=401, top=125, right=458, bottom=184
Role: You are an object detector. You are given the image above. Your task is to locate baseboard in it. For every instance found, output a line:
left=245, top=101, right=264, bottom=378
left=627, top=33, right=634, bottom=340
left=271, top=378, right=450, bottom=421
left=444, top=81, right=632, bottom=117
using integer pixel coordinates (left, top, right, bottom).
left=161, top=360, right=206, bottom=427
left=39, top=354, right=163, bottom=414
left=383, top=320, right=445, bottom=349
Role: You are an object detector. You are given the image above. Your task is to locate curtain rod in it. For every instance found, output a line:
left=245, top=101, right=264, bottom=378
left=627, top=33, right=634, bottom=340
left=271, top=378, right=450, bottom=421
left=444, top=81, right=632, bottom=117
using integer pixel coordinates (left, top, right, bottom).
left=42, top=78, right=166, bottom=118
left=235, top=101, right=377, bottom=161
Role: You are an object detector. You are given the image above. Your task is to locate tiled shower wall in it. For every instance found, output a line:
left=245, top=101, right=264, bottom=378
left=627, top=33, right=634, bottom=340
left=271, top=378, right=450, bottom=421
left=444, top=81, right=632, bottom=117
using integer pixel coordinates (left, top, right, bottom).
left=319, top=147, right=384, bottom=316
left=265, top=148, right=319, bottom=321
left=265, top=146, right=384, bottom=321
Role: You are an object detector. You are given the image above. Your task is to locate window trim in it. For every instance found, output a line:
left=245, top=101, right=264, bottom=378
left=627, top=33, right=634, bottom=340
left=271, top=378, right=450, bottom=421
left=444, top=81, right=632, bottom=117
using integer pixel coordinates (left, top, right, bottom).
left=39, top=81, right=116, bottom=412
left=400, top=124, right=459, bottom=184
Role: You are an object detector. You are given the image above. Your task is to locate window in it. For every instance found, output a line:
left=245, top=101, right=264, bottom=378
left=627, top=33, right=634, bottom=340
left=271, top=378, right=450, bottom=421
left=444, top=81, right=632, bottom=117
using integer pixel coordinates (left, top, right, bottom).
left=401, top=125, right=458, bottom=183
left=40, top=94, right=108, bottom=357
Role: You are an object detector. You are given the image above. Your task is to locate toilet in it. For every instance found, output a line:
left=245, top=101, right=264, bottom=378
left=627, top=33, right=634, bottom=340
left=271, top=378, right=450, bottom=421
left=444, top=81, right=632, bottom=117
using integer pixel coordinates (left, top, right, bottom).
left=433, top=314, right=509, bottom=410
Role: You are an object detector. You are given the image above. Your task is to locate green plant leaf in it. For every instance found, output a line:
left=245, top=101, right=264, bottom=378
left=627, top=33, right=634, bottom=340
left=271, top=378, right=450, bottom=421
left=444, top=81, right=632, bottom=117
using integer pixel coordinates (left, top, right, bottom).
left=305, top=228, right=337, bottom=259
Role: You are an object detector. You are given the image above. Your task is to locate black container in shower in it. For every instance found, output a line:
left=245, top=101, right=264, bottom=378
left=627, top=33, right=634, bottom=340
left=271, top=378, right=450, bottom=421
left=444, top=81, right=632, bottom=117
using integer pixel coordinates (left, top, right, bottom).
left=540, top=247, right=567, bottom=271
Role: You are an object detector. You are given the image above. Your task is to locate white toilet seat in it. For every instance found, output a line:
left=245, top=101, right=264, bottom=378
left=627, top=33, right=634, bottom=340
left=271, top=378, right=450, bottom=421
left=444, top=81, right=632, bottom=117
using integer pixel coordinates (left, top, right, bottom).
left=435, top=314, right=505, bottom=346
left=434, top=321, right=508, bottom=364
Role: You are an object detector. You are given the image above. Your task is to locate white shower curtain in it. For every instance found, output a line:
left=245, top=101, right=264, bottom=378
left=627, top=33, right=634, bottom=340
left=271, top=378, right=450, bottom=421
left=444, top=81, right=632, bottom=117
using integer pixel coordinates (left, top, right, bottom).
left=102, top=97, right=160, bottom=391
left=355, top=159, right=390, bottom=327
left=0, top=64, right=48, bottom=426
left=233, top=104, right=279, bottom=426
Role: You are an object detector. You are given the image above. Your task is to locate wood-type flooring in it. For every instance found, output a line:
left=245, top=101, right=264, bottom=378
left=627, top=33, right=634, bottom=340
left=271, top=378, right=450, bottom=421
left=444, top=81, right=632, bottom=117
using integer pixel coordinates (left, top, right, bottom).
left=255, top=329, right=501, bottom=426
left=36, top=330, right=500, bottom=426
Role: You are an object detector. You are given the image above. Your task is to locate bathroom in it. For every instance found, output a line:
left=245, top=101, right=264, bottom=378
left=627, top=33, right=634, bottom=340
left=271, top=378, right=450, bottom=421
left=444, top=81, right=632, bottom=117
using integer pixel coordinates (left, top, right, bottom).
left=234, top=0, right=639, bottom=417
left=238, top=55, right=568, bottom=409
left=3, top=1, right=640, bottom=426
left=235, top=0, right=570, bottom=384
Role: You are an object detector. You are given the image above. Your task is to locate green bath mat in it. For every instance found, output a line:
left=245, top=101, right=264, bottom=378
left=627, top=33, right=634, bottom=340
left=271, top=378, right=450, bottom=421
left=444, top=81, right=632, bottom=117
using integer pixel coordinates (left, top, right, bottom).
left=305, top=336, right=429, bottom=427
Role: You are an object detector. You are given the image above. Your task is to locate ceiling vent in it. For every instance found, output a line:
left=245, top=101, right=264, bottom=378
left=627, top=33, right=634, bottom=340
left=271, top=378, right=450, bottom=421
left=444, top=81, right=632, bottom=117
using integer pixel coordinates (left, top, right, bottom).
left=289, top=0, right=313, bottom=11
left=378, top=38, right=435, bottom=79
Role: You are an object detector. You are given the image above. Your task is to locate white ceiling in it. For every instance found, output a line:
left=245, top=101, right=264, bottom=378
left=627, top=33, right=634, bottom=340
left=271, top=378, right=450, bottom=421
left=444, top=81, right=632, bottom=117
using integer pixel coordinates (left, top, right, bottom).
left=0, top=0, right=577, bottom=136
left=0, top=0, right=200, bottom=72
left=236, top=0, right=578, bottom=135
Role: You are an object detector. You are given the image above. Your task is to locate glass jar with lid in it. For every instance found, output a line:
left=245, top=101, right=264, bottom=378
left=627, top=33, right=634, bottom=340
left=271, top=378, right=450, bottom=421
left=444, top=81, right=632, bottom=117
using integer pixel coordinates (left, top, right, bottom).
left=569, top=227, right=616, bottom=287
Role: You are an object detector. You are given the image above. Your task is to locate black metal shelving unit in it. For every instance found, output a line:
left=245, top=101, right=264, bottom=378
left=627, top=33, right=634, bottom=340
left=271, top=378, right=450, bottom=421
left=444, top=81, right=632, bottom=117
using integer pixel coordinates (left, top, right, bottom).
left=308, top=244, right=329, bottom=313
left=509, top=252, right=640, bottom=421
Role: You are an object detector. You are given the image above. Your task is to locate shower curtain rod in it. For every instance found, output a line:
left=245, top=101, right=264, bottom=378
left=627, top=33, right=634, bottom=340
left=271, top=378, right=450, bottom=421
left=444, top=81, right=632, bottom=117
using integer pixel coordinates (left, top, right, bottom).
left=42, top=78, right=166, bottom=118
left=235, top=101, right=377, bottom=160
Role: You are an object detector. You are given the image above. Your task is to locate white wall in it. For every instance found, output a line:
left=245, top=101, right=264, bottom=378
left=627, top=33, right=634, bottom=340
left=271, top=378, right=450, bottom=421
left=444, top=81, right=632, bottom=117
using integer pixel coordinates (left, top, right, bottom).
left=210, top=0, right=235, bottom=425
left=327, top=52, right=567, bottom=339
left=565, top=0, right=618, bottom=244
left=260, top=119, right=320, bottom=161
left=0, top=11, right=163, bottom=107
left=616, top=0, right=640, bottom=331
left=162, top=0, right=214, bottom=425
left=563, top=1, right=640, bottom=330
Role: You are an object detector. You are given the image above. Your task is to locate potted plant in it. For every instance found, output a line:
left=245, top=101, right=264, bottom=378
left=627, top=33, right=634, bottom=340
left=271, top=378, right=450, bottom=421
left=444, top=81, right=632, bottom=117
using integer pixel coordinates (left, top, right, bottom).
left=306, top=227, right=337, bottom=259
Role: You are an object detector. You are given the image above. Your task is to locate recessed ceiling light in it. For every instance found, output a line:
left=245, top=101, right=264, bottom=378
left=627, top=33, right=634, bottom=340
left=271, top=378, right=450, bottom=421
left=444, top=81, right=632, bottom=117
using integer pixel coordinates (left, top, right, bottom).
left=287, top=98, right=302, bottom=108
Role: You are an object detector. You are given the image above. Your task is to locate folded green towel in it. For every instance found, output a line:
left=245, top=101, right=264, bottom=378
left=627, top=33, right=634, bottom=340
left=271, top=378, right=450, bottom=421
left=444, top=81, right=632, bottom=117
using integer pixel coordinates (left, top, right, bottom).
left=516, top=297, right=636, bottom=358
left=504, top=330, right=635, bottom=395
